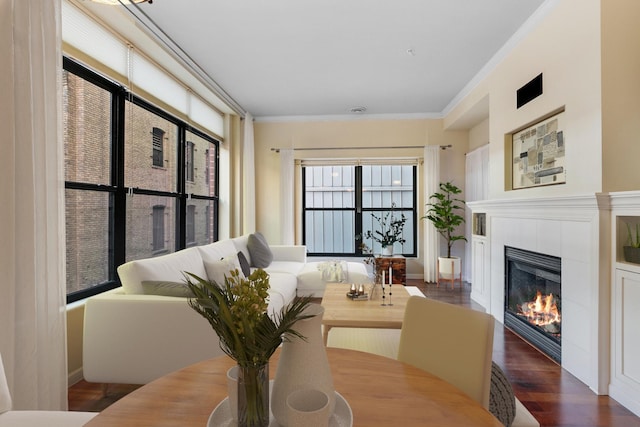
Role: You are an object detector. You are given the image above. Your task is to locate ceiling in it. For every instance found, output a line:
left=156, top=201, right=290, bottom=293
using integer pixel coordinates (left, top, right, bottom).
left=83, top=0, right=550, bottom=120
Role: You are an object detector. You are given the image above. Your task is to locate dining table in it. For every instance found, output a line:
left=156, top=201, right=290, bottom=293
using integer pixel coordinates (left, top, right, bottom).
left=85, top=347, right=502, bottom=426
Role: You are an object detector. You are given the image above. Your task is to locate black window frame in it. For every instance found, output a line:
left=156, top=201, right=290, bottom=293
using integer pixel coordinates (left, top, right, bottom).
left=302, top=164, right=417, bottom=257
left=63, top=56, right=220, bottom=304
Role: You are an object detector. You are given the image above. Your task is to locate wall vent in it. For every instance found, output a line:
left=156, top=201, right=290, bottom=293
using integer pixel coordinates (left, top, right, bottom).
left=517, top=73, right=543, bottom=108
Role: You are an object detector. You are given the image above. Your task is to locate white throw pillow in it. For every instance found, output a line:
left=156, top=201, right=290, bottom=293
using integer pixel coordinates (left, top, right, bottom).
left=204, top=255, right=245, bottom=286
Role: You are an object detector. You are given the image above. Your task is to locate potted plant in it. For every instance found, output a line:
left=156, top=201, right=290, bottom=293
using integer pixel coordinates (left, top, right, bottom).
left=184, top=268, right=314, bottom=427
left=624, top=223, right=640, bottom=264
left=423, top=181, right=467, bottom=279
left=363, top=203, right=407, bottom=256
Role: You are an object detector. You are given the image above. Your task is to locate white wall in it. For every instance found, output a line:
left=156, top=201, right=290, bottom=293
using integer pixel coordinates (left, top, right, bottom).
left=446, top=0, right=603, bottom=198
left=253, top=118, right=469, bottom=278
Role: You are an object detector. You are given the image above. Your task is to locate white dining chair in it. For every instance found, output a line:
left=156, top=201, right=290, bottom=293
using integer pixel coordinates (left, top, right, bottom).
left=397, top=296, right=495, bottom=409
left=0, top=353, right=97, bottom=426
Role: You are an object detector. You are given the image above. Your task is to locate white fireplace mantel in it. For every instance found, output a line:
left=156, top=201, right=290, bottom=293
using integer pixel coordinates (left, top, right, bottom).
left=467, top=193, right=610, bottom=396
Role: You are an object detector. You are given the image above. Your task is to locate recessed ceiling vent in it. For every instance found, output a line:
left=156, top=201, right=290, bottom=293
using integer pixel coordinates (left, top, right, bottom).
left=349, top=106, right=367, bottom=113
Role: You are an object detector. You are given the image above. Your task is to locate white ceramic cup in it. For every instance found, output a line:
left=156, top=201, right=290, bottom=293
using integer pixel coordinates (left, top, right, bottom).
left=226, top=365, right=239, bottom=422
left=286, top=388, right=331, bottom=427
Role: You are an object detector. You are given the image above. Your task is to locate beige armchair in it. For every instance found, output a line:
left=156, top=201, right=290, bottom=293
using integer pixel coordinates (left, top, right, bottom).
left=0, top=353, right=96, bottom=426
left=397, top=296, right=495, bottom=409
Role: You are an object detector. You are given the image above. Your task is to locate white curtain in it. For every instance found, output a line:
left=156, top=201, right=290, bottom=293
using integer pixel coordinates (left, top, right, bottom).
left=242, top=113, right=256, bottom=233
left=279, top=149, right=295, bottom=244
left=0, top=0, right=67, bottom=410
left=423, top=146, right=440, bottom=283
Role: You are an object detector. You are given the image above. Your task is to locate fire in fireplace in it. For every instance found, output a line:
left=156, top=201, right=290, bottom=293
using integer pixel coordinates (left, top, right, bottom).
left=504, top=246, right=561, bottom=363
left=520, top=291, right=561, bottom=332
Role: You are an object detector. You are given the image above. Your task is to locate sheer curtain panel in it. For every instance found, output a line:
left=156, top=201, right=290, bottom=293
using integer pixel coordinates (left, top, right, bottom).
left=279, top=149, right=295, bottom=244
left=0, top=0, right=68, bottom=410
left=423, top=146, right=440, bottom=283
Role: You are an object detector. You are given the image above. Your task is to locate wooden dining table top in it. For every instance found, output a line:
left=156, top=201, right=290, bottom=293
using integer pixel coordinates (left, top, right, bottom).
left=85, top=347, right=502, bottom=427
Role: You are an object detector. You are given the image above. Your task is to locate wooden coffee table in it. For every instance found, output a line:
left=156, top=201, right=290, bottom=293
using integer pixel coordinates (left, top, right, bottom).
left=321, top=282, right=411, bottom=345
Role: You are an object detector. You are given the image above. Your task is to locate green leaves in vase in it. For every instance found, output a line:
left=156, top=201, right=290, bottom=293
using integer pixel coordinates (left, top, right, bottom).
left=184, top=268, right=314, bottom=367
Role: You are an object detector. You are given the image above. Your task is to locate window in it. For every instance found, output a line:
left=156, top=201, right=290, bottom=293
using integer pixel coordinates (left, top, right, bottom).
left=186, top=204, right=196, bottom=245
left=152, top=127, right=164, bottom=167
left=205, top=149, right=210, bottom=183
left=303, top=164, right=416, bottom=257
left=63, top=57, right=220, bottom=303
left=152, top=206, right=165, bottom=252
left=205, top=205, right=210, bottom=240
left=186, top=141, right=195, bottom=182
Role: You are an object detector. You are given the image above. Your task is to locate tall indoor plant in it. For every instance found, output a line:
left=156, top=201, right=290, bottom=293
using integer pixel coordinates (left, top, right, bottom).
left=185, top=269, right=313, bottom=427
left=423, top=181, right=467, bottom=278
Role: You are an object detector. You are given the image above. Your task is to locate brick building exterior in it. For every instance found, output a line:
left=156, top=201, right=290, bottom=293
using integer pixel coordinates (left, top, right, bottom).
left=63, top=70, right=216, bottom=295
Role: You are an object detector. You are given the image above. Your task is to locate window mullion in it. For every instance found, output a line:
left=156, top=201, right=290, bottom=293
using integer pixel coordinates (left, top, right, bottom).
left=112, top=86, right=127, bottom=280
left=176, top=126, right=186, bottom=250
left=355, top=166, right=363, bottom=256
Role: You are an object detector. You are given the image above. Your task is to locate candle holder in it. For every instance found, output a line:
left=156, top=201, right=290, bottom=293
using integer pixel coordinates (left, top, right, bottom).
left=387, top=266, right=393, bottom=306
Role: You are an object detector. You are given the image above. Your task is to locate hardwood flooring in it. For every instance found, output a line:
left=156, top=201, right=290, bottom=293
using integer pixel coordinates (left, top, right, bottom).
left=69, top=279, right=640, bottom=426
left=414, top=280, right=640, bottom=427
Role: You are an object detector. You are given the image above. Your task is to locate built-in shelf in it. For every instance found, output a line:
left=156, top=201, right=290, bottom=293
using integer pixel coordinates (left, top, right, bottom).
left=472, top=212, right=486, bottom=236
left=616, top=216, right=640, bottom=267
left=610, top=197, right=640, bottom=417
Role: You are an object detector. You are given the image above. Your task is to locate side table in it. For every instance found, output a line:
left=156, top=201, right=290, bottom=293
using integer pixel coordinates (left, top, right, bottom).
left=375, top=255, right=406, bottom=285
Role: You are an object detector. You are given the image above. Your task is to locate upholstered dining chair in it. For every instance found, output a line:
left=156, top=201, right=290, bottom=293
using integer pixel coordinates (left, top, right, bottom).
left=397, top=296, right=495, bottom=409
left=0, top=353, right=97, bottom=426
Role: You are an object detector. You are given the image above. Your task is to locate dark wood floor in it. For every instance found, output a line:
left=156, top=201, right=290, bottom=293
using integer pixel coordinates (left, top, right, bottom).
left=69, top=280, right=640, bottom=426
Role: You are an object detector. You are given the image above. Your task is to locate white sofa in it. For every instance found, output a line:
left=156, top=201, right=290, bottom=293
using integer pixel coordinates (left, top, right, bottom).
left=83, top=234, right=370, bottom=385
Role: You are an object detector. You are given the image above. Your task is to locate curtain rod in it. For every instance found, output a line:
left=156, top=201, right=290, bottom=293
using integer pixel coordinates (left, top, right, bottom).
left=270, top=144, right=451, bottom=153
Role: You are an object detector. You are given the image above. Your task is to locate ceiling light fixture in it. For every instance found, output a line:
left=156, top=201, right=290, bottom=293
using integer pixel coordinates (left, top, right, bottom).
left=90, top=0, right=152, bottom=5
left=349, top=106, right=367, bottom=113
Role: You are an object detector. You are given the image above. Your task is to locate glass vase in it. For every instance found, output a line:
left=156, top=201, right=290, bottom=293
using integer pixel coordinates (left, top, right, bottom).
left=237, top=362, right=270, bottom=427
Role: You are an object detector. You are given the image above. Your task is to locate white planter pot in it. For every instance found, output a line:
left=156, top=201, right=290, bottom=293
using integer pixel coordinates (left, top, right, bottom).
left=381, top=246, right=393, bottom=256
left=271, top=304, right=335, bottom=426
left=438, top=256, right=461, bottom=279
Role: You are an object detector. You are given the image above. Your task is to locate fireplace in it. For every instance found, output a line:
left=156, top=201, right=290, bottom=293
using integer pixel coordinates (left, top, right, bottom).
left=504, top=246, right=561, bottom=363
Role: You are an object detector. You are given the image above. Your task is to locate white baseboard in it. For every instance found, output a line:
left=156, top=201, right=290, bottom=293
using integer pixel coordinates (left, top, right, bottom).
left=68, top=367, right=84, bottom=387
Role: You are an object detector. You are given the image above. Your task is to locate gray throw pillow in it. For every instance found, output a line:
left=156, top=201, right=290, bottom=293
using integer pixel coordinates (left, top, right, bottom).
left=237, top=251, right=251, bottom=277
left=247, top=232, right=273, bottom=268
left=141, top=280, right=194, bottom=298
left=489, top=361, right=516, bottom=427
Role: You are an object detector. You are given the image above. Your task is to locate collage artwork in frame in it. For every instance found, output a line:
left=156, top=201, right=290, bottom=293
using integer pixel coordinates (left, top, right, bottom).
left=512, top=110, right=566, bottom=189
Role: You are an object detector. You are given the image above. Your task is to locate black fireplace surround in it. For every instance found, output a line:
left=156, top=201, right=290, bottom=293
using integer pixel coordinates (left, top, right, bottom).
left=504, top=246, right=561, bottom=363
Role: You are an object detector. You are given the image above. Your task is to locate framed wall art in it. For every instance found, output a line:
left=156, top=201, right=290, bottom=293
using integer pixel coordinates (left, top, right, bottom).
left=511, top=110, right=565, bottom=190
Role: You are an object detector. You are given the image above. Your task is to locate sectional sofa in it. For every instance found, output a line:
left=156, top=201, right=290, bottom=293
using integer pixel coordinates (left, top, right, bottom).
left=82, top=233, right=371, bottom=385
